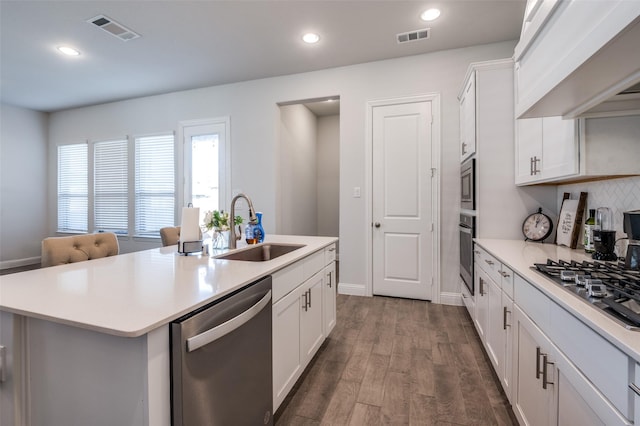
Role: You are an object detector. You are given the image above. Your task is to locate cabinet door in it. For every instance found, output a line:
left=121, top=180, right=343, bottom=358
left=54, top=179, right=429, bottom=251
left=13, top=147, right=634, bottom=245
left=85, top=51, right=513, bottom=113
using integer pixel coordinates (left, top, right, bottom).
left=323, top=262, right=337, bottom=336
left=272, top=286, right=304, bottom=410
left=541, top=116, right=577, bottom=180
left=502, top=295, right=514, bottom=403
left=513, top=305, right=555, bottom=426
left=515, top=118, right=543, bottom=184
left=485, top=276, right=503, bottom=374
left=300, top=272, right=324, bottom=366
left=460, top=71, right=476, bottom=162
left=556, top=369, right=605, bottom=426
left=474, top=268, right=489, bottom=342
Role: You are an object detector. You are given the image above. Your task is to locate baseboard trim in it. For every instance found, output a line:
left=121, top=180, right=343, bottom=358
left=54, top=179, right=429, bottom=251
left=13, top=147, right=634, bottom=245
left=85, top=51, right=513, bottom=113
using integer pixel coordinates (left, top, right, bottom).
left=440, top=292, right=463, bottom=306
left=1, top=256, right=41, bottom=270
left=338, top=282, right=366, bottom=296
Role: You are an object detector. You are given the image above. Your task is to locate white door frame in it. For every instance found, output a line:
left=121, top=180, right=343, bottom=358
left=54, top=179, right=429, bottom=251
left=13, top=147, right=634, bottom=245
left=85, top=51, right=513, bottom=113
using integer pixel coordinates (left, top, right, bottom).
left=365, top=94, right=441, bottom=302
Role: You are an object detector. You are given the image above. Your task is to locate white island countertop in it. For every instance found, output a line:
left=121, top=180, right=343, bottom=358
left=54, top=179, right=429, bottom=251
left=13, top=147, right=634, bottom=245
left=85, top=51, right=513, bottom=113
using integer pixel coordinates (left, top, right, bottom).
left=475, top=239, right=640, bottom=361
left=0, top=235, right=337, bottom=338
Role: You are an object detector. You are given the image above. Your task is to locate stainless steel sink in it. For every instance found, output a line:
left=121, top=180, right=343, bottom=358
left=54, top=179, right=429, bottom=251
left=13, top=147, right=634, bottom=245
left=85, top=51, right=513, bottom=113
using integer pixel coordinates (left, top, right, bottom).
left=214, top=243, right=305, bottom=262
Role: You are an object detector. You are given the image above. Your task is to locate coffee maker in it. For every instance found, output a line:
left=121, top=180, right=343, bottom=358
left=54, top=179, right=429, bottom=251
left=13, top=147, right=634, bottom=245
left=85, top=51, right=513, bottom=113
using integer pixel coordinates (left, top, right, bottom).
left=623, top=210, right=640, bottom=270
left=592, top=207, right=617, bottom=261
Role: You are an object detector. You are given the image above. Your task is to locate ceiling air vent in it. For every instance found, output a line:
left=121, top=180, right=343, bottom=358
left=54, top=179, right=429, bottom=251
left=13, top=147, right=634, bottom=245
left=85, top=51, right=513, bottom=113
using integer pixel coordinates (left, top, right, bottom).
left=397, top=28, right=430, bottom=44
left=87, top=15, right=140, bottom=41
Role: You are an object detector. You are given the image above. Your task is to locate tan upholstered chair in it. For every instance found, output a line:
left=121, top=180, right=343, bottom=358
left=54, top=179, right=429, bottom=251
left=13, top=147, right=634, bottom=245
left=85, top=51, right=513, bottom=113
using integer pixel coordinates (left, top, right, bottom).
left=160, top=226, right=181, bottom=247
left=41, top=233, right=119, bottom=267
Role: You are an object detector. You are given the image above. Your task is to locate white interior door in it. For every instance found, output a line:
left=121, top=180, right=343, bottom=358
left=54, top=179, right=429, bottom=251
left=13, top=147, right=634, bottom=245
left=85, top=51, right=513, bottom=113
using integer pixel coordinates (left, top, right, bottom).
left=372, top=101, right=433, bottom=300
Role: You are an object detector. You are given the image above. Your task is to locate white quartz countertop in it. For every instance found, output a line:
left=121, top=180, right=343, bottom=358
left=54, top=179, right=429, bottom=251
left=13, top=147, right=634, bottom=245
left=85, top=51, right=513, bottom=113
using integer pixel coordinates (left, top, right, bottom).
left=0, top=235, right=337, bottom=338
left=474, top=239, right=640, bottom=361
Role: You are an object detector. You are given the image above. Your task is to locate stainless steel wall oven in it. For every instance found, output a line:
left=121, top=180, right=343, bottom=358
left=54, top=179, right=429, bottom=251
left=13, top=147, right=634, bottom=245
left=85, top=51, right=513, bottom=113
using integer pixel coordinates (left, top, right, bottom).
left=461, top=158, right=476, bottom=211
left=460, top=214, right=475, bottom=294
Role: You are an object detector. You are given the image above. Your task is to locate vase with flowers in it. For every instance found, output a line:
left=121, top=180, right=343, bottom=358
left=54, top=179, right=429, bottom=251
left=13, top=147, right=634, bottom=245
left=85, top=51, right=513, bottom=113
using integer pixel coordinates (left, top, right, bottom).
left=202, top=210, right=243, bottom=249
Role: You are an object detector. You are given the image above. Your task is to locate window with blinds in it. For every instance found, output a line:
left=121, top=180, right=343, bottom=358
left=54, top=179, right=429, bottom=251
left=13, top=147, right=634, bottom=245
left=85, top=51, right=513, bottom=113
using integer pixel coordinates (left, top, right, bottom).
left=135, top=134, right=175, bottom=237
left=94, top=139, right=128, bottom=234
left=58, top=144, right=88, bottom=232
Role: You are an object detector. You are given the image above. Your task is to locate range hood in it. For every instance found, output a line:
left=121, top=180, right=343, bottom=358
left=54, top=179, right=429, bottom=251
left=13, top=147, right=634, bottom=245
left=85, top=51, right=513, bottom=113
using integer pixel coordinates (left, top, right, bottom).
left=517, top=13, right=640, bottom=120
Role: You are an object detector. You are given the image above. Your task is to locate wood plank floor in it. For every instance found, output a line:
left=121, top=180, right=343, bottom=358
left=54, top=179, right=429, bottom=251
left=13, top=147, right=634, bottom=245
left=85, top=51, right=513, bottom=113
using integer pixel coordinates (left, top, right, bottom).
left=275, top=294, right=518, bottom=425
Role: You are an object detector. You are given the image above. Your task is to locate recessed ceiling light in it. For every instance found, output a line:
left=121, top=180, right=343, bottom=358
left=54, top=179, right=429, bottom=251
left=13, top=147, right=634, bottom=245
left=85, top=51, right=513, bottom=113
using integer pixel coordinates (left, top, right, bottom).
left=302, top=33, right=320, bottom=44
left=57, top=46, right=81, bottom=56
left=421, top=8, right=441, bottom=22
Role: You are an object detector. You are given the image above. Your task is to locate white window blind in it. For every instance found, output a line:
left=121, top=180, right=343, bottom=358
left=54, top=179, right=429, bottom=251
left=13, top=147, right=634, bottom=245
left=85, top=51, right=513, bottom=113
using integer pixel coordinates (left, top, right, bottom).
left=94, top=139, right=128, bottom=234
left=135, top=134, right=175, bottom=237
left=58, top=144, right=88, bottom=232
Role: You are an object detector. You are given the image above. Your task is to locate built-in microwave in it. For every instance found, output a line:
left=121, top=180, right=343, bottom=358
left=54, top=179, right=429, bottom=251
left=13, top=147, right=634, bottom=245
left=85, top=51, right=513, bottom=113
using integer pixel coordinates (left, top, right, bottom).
left=461, top=158, right=475, bottom=210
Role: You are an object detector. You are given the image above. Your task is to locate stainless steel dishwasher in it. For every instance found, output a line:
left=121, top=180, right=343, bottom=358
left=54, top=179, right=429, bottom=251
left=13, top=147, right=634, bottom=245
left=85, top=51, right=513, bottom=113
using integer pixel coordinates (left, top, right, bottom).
left=171, top=275, right=273, bottom=426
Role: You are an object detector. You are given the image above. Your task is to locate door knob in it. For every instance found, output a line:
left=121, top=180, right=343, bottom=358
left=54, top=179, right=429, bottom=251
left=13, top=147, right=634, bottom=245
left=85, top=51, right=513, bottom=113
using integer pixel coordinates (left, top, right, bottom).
left=374, top=222, right=381, bottom=228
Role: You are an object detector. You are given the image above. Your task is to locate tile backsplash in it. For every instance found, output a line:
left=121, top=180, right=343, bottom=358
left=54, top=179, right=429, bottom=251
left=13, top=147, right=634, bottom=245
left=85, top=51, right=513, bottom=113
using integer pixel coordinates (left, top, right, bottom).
left=557, top=176, right=640, bottom=233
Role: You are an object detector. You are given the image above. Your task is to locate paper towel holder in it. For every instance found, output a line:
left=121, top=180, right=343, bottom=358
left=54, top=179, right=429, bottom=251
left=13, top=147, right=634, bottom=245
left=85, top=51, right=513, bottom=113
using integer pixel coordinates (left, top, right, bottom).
left=178, top=203, right=203, bottom=255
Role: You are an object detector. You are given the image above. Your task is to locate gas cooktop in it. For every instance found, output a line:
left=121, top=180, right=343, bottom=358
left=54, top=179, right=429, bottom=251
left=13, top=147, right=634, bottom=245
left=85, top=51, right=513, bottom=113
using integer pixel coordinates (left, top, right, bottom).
left=533, top=259, right=640, bottom=331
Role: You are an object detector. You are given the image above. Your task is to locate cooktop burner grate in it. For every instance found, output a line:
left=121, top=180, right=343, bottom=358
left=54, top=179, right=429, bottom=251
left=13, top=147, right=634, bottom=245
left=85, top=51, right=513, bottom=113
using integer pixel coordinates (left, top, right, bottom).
left=533, top=259, right=640, bottom=331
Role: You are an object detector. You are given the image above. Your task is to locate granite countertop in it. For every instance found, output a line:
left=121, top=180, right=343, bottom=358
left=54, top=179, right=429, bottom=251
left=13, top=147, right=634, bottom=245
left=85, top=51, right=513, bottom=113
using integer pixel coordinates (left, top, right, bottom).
left=0, top=235, right=337, bottom=338
left=474, top=238, right=640, bottom=361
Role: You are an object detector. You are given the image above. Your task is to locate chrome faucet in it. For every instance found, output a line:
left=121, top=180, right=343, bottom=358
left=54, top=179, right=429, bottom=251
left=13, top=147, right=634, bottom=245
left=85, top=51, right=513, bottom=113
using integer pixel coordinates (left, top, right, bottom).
left=229, top=193, right=258, bottom=249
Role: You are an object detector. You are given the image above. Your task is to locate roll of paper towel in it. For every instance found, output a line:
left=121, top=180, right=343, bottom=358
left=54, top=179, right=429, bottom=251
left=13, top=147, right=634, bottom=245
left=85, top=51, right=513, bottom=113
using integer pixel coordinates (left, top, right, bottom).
left=179, top=207, right=201, bottom=243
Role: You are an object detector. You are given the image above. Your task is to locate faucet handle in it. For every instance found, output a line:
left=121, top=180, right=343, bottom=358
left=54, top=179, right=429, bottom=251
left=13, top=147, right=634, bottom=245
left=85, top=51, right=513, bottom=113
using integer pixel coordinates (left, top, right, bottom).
left=235, top=225, right=242, bottom=241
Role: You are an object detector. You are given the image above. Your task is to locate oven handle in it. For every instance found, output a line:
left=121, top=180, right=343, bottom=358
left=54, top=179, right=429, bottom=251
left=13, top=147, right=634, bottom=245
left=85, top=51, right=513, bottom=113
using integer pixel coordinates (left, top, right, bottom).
left=186, top=289, right=272, bottom=352
left=460, top=226, right=473, bottom=235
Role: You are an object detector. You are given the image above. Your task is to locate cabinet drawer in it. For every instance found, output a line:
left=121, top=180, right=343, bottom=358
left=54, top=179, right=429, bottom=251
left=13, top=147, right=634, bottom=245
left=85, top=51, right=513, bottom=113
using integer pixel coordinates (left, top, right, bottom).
left=324, top=244, right=336, bottom=265
left=272, top=262, right=304, bottom=303
left=514, top=274, right=550, bottom=332
left=501, top=265, right=514, bottom=300
left=302, top=250, right=325, bottom=282
left=548, top=303, right=631, bottom=419
left=475, top=245, right=501, bottom=283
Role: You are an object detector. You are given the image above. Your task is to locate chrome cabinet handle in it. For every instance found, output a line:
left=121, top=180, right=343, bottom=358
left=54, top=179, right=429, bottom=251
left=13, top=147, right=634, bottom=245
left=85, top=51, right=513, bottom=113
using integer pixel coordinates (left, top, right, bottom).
left=186, top=290, right=272, bottom=353
left=503, top=306, right=511, bottom=330
left=630, top=382, right=640, bottom=396
left=308, top=288, right=311, bottom=308
left=484, top=259, right=494, bottom=266
left=327, top=272, right=332, bottom=288
left=536, top=347, right=542, bottom=379
left=328, top=247, right=336, bottom=252
left=302, top=291, right=308, bottom=312
left=462, top=142, right=467, bottom=155
left=542, top=355, right=554, bottom=390
left=474, top=250, right=481, bottom=255
left=500, top=271, right=511, bottom=278
left=479, top=277, right=485, bottom=296
left=530, top=157, right=534, bottom=176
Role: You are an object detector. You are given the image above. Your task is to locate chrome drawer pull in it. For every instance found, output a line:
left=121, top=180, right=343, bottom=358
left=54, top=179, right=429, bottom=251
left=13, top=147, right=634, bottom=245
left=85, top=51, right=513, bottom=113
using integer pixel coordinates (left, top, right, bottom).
left=630, top=382, right=640, bottom=396
left=485, top=259, right=494, bottom=266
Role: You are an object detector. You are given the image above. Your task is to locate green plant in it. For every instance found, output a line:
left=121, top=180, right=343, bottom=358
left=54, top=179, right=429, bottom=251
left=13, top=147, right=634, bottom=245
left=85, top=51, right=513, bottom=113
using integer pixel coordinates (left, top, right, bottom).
left=202, top=210, right=242, bottom=231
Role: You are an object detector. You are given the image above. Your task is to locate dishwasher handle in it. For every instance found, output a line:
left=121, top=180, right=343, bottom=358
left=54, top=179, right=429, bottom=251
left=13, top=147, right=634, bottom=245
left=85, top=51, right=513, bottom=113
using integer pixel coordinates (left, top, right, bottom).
left=187, top=289, right=272, bottom=353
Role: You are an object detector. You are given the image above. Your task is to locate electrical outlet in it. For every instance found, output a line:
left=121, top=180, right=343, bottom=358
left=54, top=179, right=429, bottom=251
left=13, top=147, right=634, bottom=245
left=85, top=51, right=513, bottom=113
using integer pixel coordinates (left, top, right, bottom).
left=353, top=187, right=361, bottom=198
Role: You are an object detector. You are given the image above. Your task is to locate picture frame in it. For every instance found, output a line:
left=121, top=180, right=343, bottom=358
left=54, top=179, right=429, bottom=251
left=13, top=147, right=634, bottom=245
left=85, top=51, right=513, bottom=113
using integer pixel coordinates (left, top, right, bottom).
left=555, top=192, right=588, bottom=249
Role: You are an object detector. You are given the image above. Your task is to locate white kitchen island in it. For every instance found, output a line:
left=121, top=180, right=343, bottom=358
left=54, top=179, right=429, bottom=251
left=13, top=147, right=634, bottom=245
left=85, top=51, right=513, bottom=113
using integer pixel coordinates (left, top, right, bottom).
left=0, top=235, right=337, bottom=426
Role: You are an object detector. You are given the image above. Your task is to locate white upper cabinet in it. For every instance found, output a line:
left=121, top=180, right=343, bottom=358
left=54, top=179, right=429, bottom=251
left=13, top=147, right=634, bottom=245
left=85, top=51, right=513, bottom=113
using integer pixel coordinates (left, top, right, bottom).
left=459, top=71, right=477, bottom=162
left=514, top=0, right=640, bottom=118
left=515, top=114, right=640, bottom=185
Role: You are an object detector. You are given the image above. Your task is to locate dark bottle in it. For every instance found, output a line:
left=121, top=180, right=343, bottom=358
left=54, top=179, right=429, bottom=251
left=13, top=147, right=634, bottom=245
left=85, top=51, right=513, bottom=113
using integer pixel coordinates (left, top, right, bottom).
left=584, top=209, right=596, bottom=253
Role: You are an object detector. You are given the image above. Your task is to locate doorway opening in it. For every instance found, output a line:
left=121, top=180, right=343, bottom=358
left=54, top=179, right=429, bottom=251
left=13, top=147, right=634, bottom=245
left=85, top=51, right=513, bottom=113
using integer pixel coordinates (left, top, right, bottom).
left=276, top=96, right=340, bottom=241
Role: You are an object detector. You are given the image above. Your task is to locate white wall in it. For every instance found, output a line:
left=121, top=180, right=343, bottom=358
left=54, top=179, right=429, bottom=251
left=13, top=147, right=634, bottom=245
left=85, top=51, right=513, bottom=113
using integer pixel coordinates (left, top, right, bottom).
left=46, top=40, right=517, bottom=297
left=0, top=104, right=48, bottom=267
left=317, top=114, right=340, bottom=238
left=278, top=104, right=318, bottom=236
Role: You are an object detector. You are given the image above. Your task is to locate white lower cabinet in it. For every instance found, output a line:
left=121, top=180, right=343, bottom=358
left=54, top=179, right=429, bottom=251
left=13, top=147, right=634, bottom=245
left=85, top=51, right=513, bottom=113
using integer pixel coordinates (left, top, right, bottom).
left=323, top=260, right=337, bottom=336
left=272, top=244, right=337, bottom=412
left=475, top=256, right=513, bottom=403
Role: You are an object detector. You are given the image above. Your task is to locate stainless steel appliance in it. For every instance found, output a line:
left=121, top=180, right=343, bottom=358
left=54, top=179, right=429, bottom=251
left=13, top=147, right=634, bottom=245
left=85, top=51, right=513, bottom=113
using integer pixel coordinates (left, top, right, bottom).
left=624, top=210, right=640, bottom=270
left=459, top=214, right=475, bottom=294
left=533, top=259, right=640, bottom=330
left=171, top=276, right=273, bottom=426
left=461, top=158, right=475, bottom=210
